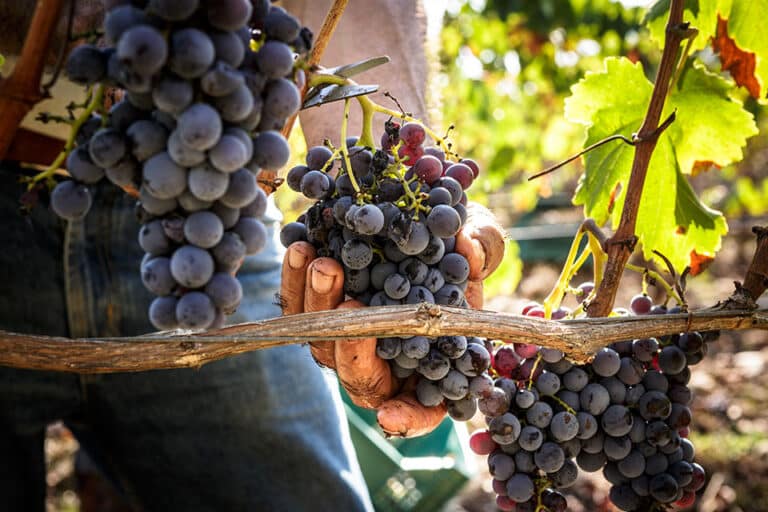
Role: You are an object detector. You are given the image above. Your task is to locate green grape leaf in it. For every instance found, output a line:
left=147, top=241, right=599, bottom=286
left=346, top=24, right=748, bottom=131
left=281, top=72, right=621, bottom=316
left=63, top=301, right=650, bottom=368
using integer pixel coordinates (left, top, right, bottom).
left=564, top=58, right=651, bottom=126
left=644, top=0, right=726, bottom=51
left=720, top=0, right=768, bottom=99
left=566, top=57, right=728, bottom=273
left=665, top=63, right=758, bottom=173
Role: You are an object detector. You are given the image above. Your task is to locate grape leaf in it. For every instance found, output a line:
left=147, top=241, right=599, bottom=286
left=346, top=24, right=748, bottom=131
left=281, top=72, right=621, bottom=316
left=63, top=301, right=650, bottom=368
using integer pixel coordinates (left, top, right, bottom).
left=565, top=57, right=729, bottom=272
left=649, top=0, right=768, bottom=99
left=718, top=1, right=768, bottom=99
left=665, top=63, right=758, bottom=173
left=713, top=16, right=760, bottom=97
left=644, top=0, right=727, bottom=51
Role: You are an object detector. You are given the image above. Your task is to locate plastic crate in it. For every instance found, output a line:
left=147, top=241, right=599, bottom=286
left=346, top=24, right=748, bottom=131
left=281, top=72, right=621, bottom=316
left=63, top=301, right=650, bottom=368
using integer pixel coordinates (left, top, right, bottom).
left=509, top=196, right=582, bottom=263
left=341, top=388, right=475, bottom=512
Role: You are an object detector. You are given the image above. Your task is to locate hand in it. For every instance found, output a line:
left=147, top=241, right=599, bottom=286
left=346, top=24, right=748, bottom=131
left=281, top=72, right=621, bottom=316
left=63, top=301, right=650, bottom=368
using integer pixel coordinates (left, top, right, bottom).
left=279, top=203, right=505, bottom=437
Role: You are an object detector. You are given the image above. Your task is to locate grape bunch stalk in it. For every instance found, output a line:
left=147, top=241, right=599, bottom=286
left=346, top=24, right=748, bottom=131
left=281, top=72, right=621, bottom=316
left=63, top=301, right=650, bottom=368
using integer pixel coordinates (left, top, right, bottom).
left=44, top=0, right=312, bottom=330
left=470, top=291, right=712, bottom=512
left=281, top=113, right=508, bottom=422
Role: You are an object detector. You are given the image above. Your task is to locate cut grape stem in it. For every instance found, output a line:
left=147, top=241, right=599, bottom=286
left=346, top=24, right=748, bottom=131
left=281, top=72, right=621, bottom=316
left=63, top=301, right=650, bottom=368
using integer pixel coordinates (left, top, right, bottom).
left=280, top=0, right=350, bottom=140
left=652, top=249, right=688, bottom=307
left=0, top=305, right=765, bottom=373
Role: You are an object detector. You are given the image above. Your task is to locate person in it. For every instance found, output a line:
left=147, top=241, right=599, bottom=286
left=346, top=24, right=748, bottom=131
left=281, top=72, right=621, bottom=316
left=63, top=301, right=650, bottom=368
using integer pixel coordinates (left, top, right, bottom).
left=0, top=1, right=505, bottom=511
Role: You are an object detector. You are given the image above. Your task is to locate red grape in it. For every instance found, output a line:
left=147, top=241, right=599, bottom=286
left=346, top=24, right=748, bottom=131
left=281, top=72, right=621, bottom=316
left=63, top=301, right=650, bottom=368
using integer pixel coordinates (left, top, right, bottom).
left=675, top=491, right=696, bottom=508
left=460, top=157, right=480, bottom=178
left=630, top=293, right=653, bottom=315
left=496, top=495, right=516, bottom=511
left=399, top=122, right=426, bottom=147
left=515, top=343, right=539, bottom=359
left=424, top=146, right=445, bottom=161
left=445, top=163, right=474, bottom=189
left=493, top=345, right=521, bottom=376
left=398, top=144, right=424, bottom=165
left=468, top=429, right=498, bottom=455
left=412, top=155, right=443, bottom=184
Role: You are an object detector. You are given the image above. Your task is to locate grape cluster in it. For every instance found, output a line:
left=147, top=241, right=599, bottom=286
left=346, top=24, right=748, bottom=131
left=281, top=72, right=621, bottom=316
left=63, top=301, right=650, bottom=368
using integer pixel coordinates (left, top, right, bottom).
left=281, top=120, right=496, bottom=419
left=52, top=0, right=311, bottom=330
left=470, top=293, right=714, bottom=511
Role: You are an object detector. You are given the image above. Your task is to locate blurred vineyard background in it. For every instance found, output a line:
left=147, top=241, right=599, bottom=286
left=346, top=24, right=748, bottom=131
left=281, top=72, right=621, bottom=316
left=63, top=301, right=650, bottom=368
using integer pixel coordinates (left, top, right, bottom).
left=45, top=1, right=768, bottom=511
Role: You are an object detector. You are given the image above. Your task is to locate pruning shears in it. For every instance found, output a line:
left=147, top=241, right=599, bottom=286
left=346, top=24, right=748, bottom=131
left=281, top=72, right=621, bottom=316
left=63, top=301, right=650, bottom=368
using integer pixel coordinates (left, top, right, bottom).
left=301, top=55, right=390, bottom=109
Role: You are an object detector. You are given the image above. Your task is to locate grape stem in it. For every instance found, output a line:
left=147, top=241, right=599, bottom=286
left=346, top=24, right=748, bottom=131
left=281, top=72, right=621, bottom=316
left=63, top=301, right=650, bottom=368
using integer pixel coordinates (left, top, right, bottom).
left=526, top=353, right=543, bottom=390
left=339, top=98, right=361, bottom=196
left=542, top=224, right=593, bottom=318
left=309, top=0, right=350, bottom=68
left=28, top=84, right=106, bottom=186
left=625, top=263, right=683, bottom=306
left=307, top=73, right=456, bottom=158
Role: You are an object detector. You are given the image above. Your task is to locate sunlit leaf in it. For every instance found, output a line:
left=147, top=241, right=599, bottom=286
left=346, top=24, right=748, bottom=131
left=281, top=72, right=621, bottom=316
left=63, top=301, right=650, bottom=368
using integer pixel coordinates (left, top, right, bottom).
left=665, top=63, right=758, bottom=173
left=566, top=57, right=729, bottom=272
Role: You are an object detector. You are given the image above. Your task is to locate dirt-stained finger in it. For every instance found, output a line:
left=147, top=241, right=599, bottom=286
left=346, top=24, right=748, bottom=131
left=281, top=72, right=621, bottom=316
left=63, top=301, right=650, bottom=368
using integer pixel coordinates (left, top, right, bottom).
left=304, top=257, right=345, bottom=312
left=280, top=242, right=317, bottom=315
left=465, top=280, right=483, bottom=310
left=333, top=300, right=398, bottom=409
left=376, top=392, right=447, bottom=438
left=304, top=257, right=345, bottom=368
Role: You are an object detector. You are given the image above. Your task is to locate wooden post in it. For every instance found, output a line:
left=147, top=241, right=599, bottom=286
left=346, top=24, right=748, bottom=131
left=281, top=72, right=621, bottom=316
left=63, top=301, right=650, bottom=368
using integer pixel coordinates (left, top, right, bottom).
left=0, top=0, right=67, bottom=160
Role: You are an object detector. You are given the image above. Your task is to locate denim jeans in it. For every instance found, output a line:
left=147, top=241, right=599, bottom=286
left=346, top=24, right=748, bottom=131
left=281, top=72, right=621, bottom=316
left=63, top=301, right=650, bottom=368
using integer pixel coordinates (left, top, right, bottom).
left=0, top=164, right=372, bottom=512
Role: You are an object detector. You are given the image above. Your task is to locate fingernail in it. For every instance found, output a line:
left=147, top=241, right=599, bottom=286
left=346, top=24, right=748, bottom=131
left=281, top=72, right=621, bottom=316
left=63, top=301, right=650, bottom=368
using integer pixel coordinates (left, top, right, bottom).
left=310, top=267, right=336, bottom=294
left=288, top=247, right=308, bottom=269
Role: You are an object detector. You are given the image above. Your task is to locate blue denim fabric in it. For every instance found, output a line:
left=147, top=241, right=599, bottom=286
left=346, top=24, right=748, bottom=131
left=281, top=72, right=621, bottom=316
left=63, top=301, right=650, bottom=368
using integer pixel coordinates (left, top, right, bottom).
left=0, top=164, right=373, bottom=512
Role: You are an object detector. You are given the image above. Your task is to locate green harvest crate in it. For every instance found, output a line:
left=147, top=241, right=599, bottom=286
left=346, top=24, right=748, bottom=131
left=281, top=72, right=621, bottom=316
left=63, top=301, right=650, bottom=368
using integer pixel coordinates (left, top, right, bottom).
left=341, top=388, right=475, bottom=512
left=509, top=196, right=582, bottom=263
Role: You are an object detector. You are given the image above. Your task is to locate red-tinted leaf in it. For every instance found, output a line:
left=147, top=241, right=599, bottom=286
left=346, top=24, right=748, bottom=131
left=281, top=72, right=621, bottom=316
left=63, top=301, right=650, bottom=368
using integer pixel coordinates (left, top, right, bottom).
left=689, top=250, right=714, bottom=276
left=713, top=16, right=761, bottom=98
left=691, top=160, right=720, bottom=177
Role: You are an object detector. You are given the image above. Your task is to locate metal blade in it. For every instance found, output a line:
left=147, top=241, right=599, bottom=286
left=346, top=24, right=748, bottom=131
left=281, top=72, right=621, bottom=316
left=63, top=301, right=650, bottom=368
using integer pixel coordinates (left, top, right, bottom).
left=302, top=84, right=379, bottom=109
left=324, top=55, right=391, bottom=78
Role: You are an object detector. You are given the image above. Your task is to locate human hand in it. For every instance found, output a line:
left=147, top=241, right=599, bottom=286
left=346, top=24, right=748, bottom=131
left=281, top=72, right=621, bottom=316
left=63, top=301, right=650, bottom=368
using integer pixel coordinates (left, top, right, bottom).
left=279, top=203, right=505, bottom=437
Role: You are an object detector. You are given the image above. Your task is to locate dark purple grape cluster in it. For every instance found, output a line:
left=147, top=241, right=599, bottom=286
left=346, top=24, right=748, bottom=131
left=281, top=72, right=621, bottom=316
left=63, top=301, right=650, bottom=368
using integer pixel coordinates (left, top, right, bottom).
left=281, top=121, right=496, bottom=419
left=52, top=0, right=312, bottom=330
left=470, top=294, right=715, bottom=511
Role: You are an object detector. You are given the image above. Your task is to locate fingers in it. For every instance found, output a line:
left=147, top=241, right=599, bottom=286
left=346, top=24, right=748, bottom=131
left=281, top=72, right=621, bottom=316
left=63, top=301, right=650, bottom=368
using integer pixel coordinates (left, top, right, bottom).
left=377, top=392, right=448, bottom=438
left=304, top=257, right=345, bottom=312
left=304, top=257, right=345, bottom=368
left=465, top=280, right=483, bottom=310
left=333, top=300, right=398, bottom=409
left=455, top=204, right=506, bottom=281
left=280, top=242, right=316, bottom=315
